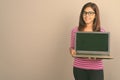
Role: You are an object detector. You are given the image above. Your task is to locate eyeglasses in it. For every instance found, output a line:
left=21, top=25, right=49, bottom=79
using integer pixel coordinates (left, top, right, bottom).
left=83, top=11, right=95, bottom=16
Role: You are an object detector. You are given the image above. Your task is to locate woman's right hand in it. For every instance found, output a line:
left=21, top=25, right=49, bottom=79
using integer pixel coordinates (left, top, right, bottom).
left=69, top=48, right=76, bottom=57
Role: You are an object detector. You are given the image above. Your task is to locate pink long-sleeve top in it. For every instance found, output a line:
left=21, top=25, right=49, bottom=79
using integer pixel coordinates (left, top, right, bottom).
left=70, top=27, right=105, bottom=70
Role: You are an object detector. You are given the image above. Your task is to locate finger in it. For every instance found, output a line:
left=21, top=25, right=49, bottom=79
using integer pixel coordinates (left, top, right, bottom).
left=88, top=57, right=91, bottom=59
left=72, top=50, right=76, bottom=55
left=94, top=57, right=96, bottom=60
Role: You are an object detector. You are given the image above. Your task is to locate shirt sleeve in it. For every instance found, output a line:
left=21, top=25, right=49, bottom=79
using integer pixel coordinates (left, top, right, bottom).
left=100, top=28, right=105, bottom=32
left=70, top=27, right=78, bottom=49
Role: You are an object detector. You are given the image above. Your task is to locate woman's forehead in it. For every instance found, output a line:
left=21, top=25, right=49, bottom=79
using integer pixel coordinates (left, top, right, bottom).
left=84, top=7, right=94, bottom=12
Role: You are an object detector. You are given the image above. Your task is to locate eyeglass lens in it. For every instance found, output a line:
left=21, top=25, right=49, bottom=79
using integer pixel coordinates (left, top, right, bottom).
left=83, top=11, right=95, bottom=16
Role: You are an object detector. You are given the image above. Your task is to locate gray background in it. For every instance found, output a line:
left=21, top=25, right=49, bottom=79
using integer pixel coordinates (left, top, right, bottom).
left=0, top=0, right=120, bottom=80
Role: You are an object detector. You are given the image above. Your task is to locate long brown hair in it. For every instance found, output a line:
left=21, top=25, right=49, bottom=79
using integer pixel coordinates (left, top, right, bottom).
left=78, top=2, right=101, bottom=31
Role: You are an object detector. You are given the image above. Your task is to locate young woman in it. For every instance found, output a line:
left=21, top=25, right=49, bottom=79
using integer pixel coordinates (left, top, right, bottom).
left=69, top=2, right=104, bottom=80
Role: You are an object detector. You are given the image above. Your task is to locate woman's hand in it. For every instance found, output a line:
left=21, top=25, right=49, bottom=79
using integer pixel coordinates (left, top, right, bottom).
left=69, top=48, right=76, bottom=57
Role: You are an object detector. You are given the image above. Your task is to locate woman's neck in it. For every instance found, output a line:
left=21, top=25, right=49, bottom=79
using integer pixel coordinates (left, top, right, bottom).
left=84, top=24, right=93, bottom=31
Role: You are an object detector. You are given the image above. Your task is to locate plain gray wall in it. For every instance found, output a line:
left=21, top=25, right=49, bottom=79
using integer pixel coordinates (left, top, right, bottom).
left=0, top=0, right=120, bottom=80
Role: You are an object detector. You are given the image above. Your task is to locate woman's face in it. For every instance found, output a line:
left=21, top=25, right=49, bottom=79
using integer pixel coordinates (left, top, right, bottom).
left=83, top=7, right=95, bottom=25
